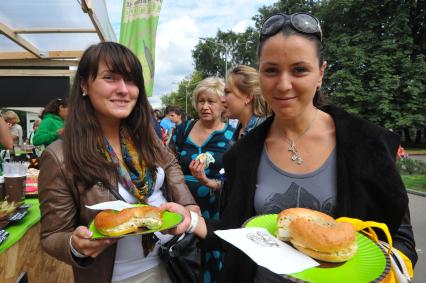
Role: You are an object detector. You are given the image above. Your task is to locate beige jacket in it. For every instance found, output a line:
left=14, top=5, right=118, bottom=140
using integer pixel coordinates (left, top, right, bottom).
left=38, top=140, right=196, bottom=283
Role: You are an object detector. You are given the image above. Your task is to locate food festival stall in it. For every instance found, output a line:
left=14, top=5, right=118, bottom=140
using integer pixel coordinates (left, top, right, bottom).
left=0, top=1, right=116, bottom=282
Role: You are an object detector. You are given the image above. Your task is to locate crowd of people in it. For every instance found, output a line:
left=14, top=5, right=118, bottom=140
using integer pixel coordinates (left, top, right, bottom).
left=0, top=98, right=69, bottom=149
left=30, top=11, right=416, bottom=283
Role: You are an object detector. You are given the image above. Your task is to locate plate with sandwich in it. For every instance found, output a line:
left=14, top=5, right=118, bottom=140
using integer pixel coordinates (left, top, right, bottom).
left=89, top=205, right=183, bottom=239
left=243, top=209, right=390, bottom=283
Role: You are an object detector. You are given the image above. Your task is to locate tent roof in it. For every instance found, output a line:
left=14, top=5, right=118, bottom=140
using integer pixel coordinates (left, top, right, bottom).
left=0, top=0, right=116, bottom=64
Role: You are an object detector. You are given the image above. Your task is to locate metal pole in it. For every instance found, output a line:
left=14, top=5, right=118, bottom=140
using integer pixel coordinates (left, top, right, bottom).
left=224, top=45, right=228, bottom=78
left=185, top=84, right=188, bottom=115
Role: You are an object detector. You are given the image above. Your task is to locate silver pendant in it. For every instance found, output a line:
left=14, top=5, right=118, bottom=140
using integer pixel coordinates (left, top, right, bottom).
left=288, top=141, right=303, bottom=165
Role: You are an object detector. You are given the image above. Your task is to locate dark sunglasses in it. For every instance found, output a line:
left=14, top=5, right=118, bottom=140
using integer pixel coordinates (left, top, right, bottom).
left=261, top=13, right=322, bottom=42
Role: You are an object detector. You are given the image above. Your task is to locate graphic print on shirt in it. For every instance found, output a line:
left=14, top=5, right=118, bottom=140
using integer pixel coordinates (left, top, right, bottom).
left=261, top=182, right=335, bottom=215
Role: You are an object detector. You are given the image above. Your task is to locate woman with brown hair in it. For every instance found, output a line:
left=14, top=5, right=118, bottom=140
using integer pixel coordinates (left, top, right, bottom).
left=38, top=42, right=199, bottom=283
left=224, top=65, right=270, bottom=141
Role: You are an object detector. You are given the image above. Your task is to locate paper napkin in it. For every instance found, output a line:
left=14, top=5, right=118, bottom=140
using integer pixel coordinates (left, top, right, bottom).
left=215, top=227, right=319, bottom=275
left=85, top=200, right=134, bottom=211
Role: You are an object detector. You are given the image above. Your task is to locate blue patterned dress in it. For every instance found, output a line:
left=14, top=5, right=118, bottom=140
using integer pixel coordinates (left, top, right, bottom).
left=172, top=121, right=236, bottom=283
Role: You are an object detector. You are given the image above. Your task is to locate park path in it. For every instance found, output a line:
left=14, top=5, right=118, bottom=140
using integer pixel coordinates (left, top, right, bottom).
left=410, top=193, right=425, bottom=283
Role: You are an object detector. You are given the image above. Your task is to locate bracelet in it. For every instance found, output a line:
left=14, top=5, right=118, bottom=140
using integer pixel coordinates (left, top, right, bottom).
left=186, top=211, right=199, bottom=234
left=69, top=235, right=88, bottom=258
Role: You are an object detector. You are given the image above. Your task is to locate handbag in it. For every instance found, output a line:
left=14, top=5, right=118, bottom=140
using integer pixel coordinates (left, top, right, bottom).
left=159, top=232, right=201, bottom=283
left=336, top=217, right=414, bottom=283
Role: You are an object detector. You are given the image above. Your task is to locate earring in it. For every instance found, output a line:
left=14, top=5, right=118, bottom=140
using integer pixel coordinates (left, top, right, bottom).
left=82, top=91, right=87, bottom=97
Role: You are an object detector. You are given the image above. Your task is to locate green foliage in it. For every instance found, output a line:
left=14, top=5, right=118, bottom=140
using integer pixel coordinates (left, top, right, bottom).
left=192, top=28, right=259, bottom=78
left=397, top=158, right=426, bottom=175
left=160, top=72, right=203, bottom=118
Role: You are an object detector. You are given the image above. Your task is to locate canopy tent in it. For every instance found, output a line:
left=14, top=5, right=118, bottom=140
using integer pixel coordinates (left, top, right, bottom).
left=0, top=0, right=116, bottom=63
left=0, top=0, right=117, bottom=108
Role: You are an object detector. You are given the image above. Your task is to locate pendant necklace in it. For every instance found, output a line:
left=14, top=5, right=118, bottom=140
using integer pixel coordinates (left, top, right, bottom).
left=280, top=108, right=318, bottom=165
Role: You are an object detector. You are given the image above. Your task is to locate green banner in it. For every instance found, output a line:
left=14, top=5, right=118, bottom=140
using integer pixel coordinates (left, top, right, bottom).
left=119, top=0, right=162, bottom=97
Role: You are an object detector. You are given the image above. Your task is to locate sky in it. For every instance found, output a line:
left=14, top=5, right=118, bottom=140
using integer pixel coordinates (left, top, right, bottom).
left=105, top=0, right=275, bottom=109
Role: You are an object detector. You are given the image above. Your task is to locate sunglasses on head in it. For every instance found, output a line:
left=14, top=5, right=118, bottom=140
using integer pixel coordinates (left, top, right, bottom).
left=261, top=13, right=322, bottom=42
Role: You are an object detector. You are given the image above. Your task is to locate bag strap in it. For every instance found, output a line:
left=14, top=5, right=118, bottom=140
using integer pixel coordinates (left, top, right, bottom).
left=175, top=119, right=197, bottom=153
left=336, top=217, right=393, bottom=254
left=336, top=217, right=414, bottom=282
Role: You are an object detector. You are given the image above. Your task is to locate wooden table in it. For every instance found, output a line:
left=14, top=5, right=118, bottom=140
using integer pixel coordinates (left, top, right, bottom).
left=0, top=222, right=73, bottom=283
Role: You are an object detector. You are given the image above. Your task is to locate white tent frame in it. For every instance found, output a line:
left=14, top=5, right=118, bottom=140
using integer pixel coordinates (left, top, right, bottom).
left=0, top=0, right=117, bottom=67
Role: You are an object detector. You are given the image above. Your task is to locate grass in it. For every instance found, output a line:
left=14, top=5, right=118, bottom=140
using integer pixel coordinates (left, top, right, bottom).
left=402, top=175, right=426, bottom=193
left=406, top=148, right=426, bottom=155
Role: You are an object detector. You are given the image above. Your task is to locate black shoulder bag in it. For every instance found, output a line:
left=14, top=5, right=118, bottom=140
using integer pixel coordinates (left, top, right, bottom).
left=160, top=119, right=201, bottom=283
left=159, top=232, right=201, bottom=283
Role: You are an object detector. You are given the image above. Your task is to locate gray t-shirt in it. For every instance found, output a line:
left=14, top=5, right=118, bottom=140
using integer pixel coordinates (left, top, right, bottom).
left=255, top=145, right=337, bottom=216
left=254, top=145, right=338, bottom=282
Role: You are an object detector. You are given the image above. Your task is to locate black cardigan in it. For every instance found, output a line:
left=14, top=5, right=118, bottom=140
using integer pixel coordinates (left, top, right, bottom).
left=203, top=105, right=416, bottom=282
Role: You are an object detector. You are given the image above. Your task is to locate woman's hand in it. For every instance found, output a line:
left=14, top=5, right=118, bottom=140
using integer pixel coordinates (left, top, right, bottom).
left=185, top=204, right=201, bottom=216
left=161, top=202, right=208, bottom=239
left=189, top=160, right=221, bottom=191
left=160, top=202, right=191, bottom=235
left=57, top=128, right=64, bottom=136
left=189, top=160, right=209, bottom=184
left=70, top=226, right=118, bottom=258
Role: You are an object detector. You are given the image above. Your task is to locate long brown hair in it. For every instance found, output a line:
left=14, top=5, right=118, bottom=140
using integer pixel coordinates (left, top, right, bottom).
left=64, top=42, right=163, bottom=188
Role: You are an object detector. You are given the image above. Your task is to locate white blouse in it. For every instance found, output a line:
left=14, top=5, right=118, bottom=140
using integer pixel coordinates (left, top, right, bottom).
left=111, top=167, right=173, bottom=281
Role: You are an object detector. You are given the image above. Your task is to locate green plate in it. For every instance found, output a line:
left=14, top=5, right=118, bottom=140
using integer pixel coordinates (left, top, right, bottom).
left=89, top=206, right=183, bottom=239
left=243, top=214, right=390, bottom=283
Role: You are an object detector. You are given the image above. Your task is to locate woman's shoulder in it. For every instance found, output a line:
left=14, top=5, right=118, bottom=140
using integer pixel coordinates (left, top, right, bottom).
left=322, top=105, right=400, bottom=150
left=225, top=116, right=272, bottom=157
left=42, top=139, right=65, bottom=162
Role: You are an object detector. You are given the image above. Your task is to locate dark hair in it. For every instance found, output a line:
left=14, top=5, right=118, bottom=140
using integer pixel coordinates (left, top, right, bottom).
left=40, top=98, right=67, bottom=119
left=64, top=42, right=163, bottom=188
left=258, top=25, right=325, bottom=106
left=153, top=109, right=164, bottom=120
left=165, top=105, right=185, bottom=122
left=165, top=105, right=183, bottom=116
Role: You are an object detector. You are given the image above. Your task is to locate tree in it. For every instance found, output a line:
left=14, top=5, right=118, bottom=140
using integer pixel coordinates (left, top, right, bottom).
left=320, top=0, right=425, bottom=143
left=192, top=28, right=259, bottom=78
left=160, top=71, right=203, bottom=119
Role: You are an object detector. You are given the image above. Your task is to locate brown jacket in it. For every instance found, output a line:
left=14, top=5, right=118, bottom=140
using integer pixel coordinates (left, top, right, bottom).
left=38, top=140, right=197, bottom=283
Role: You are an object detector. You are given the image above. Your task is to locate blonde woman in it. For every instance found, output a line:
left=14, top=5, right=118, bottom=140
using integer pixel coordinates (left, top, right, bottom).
left=171, top=77, right=236, bottom=282
left=2, top=110, right=23, bottom=145
left=224, top=65, right=270, bottom=141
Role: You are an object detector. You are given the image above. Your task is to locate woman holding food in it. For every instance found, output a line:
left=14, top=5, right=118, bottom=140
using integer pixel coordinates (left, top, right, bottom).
left=223, top=65, right=270, bottom=141
left=171, top=77, right=235, bottom=282
left=163, top=12, right=417, bottom=282
left=38, top=42, right=199, bottom=283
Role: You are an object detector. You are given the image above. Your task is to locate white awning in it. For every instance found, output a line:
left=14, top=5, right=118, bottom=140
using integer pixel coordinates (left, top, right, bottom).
left=0, top=0, right=117, bottom=63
